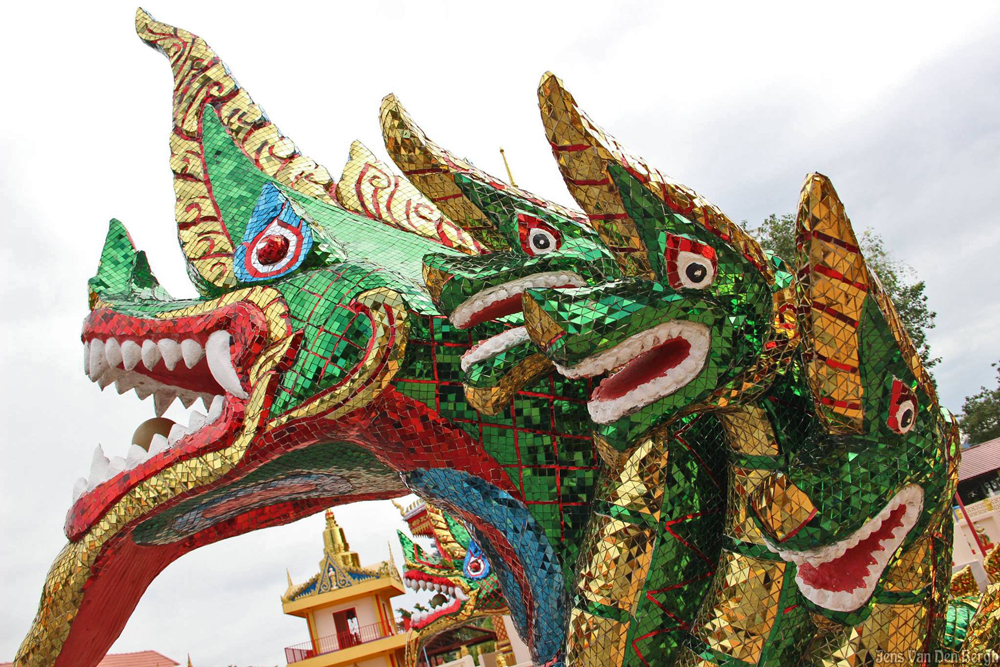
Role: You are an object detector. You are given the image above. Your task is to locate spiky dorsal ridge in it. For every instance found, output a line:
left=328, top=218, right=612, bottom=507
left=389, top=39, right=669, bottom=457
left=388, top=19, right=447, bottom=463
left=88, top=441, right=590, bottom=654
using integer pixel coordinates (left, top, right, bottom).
left=794, top=173, right=939, bottom=434
left=379, top=93, right=590, bottom=252
left=135, top=8, right=341, bottom=292
left=336, top=140, right=484, bottom=254
left=537, top=72, right=772, bottom=281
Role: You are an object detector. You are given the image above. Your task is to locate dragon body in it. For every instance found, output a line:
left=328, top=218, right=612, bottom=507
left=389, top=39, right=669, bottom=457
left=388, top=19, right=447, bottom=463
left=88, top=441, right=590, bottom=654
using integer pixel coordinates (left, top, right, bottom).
left=15, top=10, right=998, bottom=667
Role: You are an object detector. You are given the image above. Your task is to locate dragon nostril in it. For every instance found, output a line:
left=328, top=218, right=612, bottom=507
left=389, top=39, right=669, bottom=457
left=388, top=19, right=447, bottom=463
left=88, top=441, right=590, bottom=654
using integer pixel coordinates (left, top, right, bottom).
left=750, top=472, right=817, bottom=543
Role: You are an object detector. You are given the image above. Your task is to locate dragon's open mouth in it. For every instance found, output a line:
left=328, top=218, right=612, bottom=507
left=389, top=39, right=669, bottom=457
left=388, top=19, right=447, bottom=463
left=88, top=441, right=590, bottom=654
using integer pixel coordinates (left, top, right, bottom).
left=555, top=321, right=710, bottom=424
left=767, top=484, right=924, bottom=612
left=68, top=302, right=270, bottom=538
left=403, top=571, right=472, bottom=629
left=450, top=272, right=585, bottom=330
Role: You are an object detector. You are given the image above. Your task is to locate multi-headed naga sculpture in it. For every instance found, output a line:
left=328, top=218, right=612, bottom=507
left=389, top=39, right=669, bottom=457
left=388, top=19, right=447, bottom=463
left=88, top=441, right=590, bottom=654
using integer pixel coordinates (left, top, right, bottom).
left=15, top=9, right=998, bottom=667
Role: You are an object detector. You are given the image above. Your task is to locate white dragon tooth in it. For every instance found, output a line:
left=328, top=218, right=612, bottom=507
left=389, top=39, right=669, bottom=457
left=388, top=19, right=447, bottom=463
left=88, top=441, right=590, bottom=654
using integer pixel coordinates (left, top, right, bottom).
left=126, top=443, right=149, bottom=468
left=72, top=477, right=88, bottom=503
left=188, top=410, right=208, bottom=432
left=89, top=446, right=110, bottom=488
left=181, top=339, right=204, bottom=369
left=108, top=455, right=127, bottom=476
left=88, top=339, right=108, bottom=381
left=83, top=342, right=91, bottom=376
left=115, top=375, right=137, bottom=395
left=158, top=339, right=182, bottom=371
left=206, top=330, right=248, bottom=399
left=121, top=340, right=142, bottom=371
left=154, top=391, right=176, bottom=417
left=97, top=372, right=116, bottom=390
left=208, top=395, right=225, bottom=422
left=167, top=423, right=189, bottom=446
left=105, top=338, right=123, bottom=368
left=148, top=433, right=170, bottom=456
left=178, top=393, right=196, bottom=409
left=198, top=393, right=214, bottom=411
left=134, top=386, right=153, bottom=401
left=141, top=340, right=162, bottom=370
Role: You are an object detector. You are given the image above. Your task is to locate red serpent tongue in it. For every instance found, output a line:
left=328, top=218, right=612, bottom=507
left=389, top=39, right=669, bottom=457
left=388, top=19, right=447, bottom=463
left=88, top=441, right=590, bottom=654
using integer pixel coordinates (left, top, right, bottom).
left=463, top=295, right=523, bottom=329
left=796, top=504, right=907, bottom=593
left=592, top=337, right=691, bottom=402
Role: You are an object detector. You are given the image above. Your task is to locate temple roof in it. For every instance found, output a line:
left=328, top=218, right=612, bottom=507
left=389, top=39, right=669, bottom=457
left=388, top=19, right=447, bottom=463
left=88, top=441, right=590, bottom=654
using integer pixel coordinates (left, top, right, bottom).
left=283, top=510, right=400, bottom=602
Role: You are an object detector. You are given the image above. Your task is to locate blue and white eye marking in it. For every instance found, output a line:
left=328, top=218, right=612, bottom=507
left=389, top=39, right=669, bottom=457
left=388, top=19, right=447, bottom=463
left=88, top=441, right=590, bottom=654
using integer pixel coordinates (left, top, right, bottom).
left=234, top=182, right=314, bottom=282
left=462, top=540, right=491, bottom=580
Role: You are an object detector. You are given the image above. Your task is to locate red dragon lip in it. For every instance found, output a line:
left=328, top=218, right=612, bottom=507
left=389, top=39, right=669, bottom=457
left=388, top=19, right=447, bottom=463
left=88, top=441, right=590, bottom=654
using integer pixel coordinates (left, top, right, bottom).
left=66, top=302, right=271, bottom=539
left=402, top=570, right=471, bottom=629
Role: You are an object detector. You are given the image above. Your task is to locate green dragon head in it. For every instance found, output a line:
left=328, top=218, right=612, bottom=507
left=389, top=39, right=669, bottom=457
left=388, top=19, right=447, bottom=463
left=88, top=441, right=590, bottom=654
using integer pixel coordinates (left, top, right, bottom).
left=396, top=502, right=505, bottom=643
left=748, top=173, right=960, bottom=619
left=523, top=74, right=795, bottom=450
left=380, top=95, right=619, bottom=414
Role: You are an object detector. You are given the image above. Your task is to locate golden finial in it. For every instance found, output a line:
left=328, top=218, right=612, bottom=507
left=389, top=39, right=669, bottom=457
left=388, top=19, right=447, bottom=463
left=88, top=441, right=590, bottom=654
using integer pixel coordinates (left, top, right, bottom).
left=499, top=148, right=518, bottom=187
left=322, top=510, right=361, bottom=567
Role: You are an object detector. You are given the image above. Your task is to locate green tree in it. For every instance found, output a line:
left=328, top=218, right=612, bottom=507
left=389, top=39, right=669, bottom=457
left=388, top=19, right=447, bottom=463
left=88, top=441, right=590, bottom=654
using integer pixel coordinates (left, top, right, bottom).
left=960, top=361, right=1000, bottom=445
left=749, top=213, right=939, bottom=372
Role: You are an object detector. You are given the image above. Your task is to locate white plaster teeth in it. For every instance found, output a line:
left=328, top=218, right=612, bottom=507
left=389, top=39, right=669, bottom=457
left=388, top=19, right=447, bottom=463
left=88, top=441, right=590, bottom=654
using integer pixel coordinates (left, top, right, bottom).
left=461, top=326, right=531, bottom=372
left=88, top=339, right=108, bottom=381
left=181, top=339, right=204, bottom=368
left=167, top=423, right=189, bottom=446
left=72, top=477, right=88, bottom=503
left=121, top=340, right=141, bottom=371
left=206, top=330, right=248, bottom=399
left=188, top=410, right=208, bottom=432
left=776, top=485, right=925, bottom=612
left=141, top=340, right=162, bottom=371
left=564, top=321, right=711, bottom=424
left=126, top=443, right=149, bottom=468
left=134, top=387, right=152, bottom=401
left=153, top=391, right=176, bottom=418
left=83, top=342, right=91, bottom=376
left=148, top=433, right=169, bottom=456
left=89, top=445, right=111, bottom=489
left=158, top=339, right=181, bottom=371
left=450, top=272, right=586, bottom=329
left=104, top=338, right=123, bottom=368
left=97, top=372, right=116, bottom=390
left=455, top=587, right=468, bottom=601
left=208, top=395, right=225, bottom=423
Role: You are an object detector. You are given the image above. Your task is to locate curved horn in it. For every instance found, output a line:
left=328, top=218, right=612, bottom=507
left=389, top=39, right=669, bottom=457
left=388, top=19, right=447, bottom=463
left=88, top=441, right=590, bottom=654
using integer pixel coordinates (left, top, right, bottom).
left=794, top=173, right=938, bottom=434
left=380, top=93, right=588, bottom=251
left=538, top=72, right=771, bottom=281
left=136, top=8, right=339, bottom=293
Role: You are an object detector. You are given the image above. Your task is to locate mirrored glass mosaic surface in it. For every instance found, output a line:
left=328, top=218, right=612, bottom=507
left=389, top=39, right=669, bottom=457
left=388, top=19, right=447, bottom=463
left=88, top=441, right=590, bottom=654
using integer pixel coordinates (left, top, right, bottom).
left=14, top=10, right=998, bottom=667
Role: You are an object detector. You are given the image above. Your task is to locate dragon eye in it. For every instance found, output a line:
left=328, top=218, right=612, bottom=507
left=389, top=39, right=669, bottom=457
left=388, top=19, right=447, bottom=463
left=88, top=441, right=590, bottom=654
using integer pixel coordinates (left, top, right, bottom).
left=518, top=213, right=562, bottom=257
left=235, top=183, right=314, bottom=283
left=665, top=235, right=717, bottom=289
left=462, top=541, right=491, bottom=580
left=888, top=378, right=918, bottom=435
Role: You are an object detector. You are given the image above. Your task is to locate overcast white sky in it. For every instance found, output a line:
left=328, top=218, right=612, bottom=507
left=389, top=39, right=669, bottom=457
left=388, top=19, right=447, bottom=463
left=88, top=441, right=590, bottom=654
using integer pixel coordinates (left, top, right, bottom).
left=2, top=1, right=999, bottom=664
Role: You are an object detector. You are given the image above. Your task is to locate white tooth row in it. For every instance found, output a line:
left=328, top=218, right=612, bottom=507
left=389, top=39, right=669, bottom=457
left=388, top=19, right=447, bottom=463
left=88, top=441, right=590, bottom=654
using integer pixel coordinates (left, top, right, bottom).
left=557, top=321, right=710, bottom=425
left=765, top=484, right=924, bottom=613
left=450, top=272, right=586, bottom=329
left=461, top=326, right=531, bottom=372
left=71, top=395, right=226, bottom=503
left=84, top=331, right=248, bottom=401
left=402, top=575, right=466, bottom=600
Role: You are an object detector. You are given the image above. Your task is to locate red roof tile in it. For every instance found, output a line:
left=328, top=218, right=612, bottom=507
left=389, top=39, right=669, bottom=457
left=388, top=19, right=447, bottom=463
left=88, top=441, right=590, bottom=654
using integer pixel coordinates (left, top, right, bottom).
left=3, top=653, right=180, bottom=667
left=960, top=436, right=1000, bottom=481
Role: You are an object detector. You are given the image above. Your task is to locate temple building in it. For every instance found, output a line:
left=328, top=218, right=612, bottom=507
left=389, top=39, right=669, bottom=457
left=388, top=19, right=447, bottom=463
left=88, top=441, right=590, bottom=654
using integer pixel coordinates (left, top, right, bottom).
left=952, top=436, right=1000, bottom=590
left=282, top=510, right=407, bottom=667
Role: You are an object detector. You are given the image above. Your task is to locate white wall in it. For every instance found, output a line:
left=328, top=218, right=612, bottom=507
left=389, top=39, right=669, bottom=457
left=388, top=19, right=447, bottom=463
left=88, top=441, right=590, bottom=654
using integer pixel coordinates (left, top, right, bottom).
left=313, top=596, right=382, bottom=640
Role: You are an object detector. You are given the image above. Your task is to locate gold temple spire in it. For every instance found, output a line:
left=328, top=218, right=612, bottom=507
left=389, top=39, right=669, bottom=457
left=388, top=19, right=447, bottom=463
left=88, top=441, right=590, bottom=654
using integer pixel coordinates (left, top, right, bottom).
left=322, top=510, right=361, bottom=568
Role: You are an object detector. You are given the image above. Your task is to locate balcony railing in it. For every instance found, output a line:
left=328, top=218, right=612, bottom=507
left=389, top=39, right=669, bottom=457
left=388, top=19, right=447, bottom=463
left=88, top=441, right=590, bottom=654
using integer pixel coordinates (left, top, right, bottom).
left=285, top=621, right=395, bottom=663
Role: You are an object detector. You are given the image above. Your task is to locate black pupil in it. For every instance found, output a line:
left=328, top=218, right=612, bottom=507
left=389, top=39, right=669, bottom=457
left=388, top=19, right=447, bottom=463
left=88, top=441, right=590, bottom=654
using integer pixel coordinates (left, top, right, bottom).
left=686, top=262, right=707, bottom=283
left=532, top=233, right=551, bottom=250
left=901, top=409, right=913, bottom=428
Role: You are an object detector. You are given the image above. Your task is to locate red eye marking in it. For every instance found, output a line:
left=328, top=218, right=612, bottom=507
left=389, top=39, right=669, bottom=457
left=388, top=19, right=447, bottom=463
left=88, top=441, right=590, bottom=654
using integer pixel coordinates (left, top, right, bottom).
left=256, top=234, right=290, bottom=265
left=518, top=213, right=562, bottom=256
left=888, top=378, right=918, bottom=435
left=665, top=234, right=718, bottom=289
